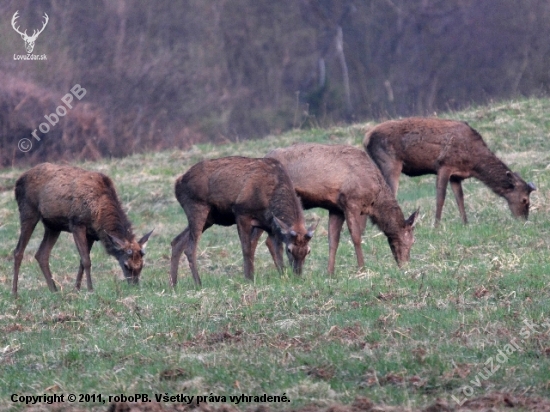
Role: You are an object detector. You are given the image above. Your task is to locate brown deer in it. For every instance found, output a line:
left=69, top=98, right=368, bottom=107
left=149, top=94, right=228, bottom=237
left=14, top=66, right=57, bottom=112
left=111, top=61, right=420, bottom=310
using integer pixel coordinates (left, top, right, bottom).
left=265, top=144, right=419, bottom=274
left=12, top=163, right=153, bottom=296
left=170, top=156, right=316, bottom=287
left=364, top=118, right=536, bottom=224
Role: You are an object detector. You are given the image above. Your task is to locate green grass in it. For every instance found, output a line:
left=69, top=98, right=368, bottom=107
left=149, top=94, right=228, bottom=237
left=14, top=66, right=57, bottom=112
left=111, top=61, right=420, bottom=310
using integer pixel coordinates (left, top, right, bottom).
left=1, top=97, right=550, bottom=410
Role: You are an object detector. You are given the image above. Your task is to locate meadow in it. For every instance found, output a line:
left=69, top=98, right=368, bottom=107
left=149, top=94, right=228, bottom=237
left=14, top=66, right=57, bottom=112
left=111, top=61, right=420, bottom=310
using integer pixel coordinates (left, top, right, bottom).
left=1, top=98, right=550, bottom=411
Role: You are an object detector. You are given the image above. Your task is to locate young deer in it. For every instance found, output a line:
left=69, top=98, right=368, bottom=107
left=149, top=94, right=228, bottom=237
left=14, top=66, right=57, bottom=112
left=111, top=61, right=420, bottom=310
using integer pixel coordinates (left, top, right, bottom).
left=266, top=144, right=418, bottom=274
left=13, top=163, right=152, bottom=296
left=364, top=118, right=536, bottom=224
left=170, top=156, right=316, bottom=286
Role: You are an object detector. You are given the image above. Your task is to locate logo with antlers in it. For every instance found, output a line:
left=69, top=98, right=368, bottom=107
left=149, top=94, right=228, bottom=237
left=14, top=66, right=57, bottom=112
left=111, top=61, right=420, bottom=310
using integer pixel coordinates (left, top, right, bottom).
left=12, top=10, right=49, bottom=54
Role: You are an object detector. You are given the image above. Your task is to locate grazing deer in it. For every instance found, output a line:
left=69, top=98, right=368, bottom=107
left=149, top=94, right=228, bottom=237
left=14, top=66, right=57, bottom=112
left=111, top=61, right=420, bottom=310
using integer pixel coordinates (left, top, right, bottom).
left=11, top=11, right=49, bottom=54
left=12, top=163, right=153, bottom=296
left=170, top=156, right=316, bottom=287
left=364, top=117, right=536, bottom=224
left=265, top=144, right=419, bottom=274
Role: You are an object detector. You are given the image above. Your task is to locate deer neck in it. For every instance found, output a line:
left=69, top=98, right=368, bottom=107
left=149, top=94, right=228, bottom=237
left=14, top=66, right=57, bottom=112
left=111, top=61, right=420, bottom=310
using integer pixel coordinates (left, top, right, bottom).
left=472, top=151, right=513, bottom=197
left=270, top=185, right=303, bottom=228
left=369, top=189, right=406, bottom=238
left=97, top=204, right=134, bottom=255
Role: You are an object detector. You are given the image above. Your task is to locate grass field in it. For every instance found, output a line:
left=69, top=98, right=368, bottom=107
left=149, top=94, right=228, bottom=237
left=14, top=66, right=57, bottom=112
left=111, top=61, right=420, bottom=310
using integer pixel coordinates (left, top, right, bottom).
left=1, top=98, right=550, bottom=411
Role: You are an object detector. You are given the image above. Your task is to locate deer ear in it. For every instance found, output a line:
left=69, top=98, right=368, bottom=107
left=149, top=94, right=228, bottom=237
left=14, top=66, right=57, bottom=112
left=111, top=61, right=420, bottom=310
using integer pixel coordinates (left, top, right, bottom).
left=108, top=233, right=127, bottom=250
left=505, top=170, right=520, bottom=188
left=306, top=220, right=319, bottom=239
left=138, top=229, right=154, bottom=249
left=406, top=208, right=420, bottom=228
left=506, top=170, right=517, bottom=184
left=273, top=216, right=290, bottom=235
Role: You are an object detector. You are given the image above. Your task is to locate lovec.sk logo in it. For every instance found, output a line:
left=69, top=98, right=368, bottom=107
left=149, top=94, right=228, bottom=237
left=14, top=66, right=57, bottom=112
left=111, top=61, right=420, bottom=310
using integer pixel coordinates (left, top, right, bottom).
left=12, top=10, right=48, bottom=60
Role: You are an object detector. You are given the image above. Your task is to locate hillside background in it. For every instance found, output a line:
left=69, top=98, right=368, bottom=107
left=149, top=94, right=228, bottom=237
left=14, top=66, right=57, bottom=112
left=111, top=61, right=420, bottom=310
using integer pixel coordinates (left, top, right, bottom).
left=1, top=0, right=550, bottom=167
left=1, top=97, right=550, bottom=410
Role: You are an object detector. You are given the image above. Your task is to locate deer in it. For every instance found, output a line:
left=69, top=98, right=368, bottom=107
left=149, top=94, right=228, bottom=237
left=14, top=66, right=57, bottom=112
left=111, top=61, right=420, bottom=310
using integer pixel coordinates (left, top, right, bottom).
left=12, top=11, right=49, bottom=54
left=170, top=156, right=316, bottom=287
left=12, top=163, right=153, bottom=296
left=263, top=143, right=419, bottom=274
left=363, top=117, right=536, bottom=225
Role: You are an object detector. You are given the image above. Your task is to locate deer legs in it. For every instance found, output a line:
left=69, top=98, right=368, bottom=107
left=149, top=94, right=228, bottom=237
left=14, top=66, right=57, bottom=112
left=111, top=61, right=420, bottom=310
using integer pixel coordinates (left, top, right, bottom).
left=35, top=226, right=61, bottom=292
left=72, top=225, right=96, bottom=291
left=436, top=169, right=468, bottom=225
left=435, top=169, right=452, bottom=225
left=170, top=204, right=211, bottom=287
left=263, top=208, right=365, bottom=276
left=327, top=209, right=365, bottom=274
left=327, top=212, right=345, bottom=274
left=170, top=228, right=190, bottom=287
left=12, top=215, right=39, bottom=296
left=265, top=233, right=284, bottom=273
left=344, top=208, right=365, bottom=270
left=236, top=216, right=257, bottom=281
left=73, top=233, right=95, bottom=291
left=171, top=215, right=266, bottom=286
left=14, top=220, right=99, bottom=294
left=450, top=177, right=468, bottom=224
left=171, top=227, right=204, bottom=287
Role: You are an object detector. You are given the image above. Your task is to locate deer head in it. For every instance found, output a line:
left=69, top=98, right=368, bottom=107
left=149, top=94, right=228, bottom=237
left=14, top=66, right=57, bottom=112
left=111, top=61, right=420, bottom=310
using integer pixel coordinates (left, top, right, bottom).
left=12, top=11, right=49, bottom=54
left=273, top=216, right=317, bottom=275
left=108, top=230, right=153, bottom=285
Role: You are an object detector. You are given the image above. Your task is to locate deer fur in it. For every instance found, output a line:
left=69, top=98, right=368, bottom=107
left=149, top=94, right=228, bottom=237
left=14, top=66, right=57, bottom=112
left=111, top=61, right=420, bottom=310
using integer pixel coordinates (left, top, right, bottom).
left=170, top=156, right=316, bottom=286
left=12, top=163, right=152, bottom=296
left=265, top=143, right=419, bottom=274
left=364, top=117, right=536, bottom=224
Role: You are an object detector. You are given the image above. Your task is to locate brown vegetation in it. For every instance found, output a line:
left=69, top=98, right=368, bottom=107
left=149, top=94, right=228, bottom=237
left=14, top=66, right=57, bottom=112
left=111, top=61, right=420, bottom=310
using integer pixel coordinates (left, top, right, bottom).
left=170, top=156, right=315, bottom=286
left=364, top=118, right=536, bottom=224
left=266, top=143, right=418, bottom=273
left=2, top=1, right=550, bottom=168
left=0, top=76, right=112, bottom=168
left=12, top=163, right=152, bottom=295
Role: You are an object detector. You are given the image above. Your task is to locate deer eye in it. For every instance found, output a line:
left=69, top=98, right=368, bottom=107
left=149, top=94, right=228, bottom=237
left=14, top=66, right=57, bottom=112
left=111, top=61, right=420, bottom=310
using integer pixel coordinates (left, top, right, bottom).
left=126, top=249, right=133, bottom=255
